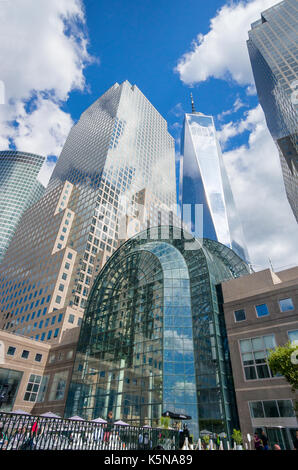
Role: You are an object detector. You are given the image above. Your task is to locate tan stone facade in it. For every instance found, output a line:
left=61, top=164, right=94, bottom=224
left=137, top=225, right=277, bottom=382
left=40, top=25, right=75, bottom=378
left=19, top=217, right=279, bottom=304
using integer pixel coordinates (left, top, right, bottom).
left=222, top=267, right=298, bottom=449
left=0, top=328, right=79, bottom=417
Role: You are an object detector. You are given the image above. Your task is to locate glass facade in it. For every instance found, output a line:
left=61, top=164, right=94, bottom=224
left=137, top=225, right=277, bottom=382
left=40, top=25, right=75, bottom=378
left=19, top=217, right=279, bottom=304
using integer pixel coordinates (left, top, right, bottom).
left=247, top=0, right=298, bottom=221
left=0, top=82, right=178, bottom=342
left=0, top=151, right=45, bottom=263
left=179, top=112, right=249, bottom=262
left=65, top=226, right=250, bottom=439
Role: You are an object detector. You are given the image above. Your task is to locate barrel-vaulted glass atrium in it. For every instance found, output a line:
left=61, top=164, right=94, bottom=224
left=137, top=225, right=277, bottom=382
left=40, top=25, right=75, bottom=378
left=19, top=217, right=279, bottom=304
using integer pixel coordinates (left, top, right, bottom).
left=65, top=226, right=250, bottom=438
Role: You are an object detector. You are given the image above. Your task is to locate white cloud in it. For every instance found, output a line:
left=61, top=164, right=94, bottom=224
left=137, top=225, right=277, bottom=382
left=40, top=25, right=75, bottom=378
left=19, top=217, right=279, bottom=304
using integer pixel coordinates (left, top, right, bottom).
left=222, top=107, right=298, bottom=271
left=217, top=96, right=248, bottom=120
left=176, top=0, right=277, bottom=87
left=0, top=0, right=94, bottom=185
left=217, top=104, right=264, bottom=146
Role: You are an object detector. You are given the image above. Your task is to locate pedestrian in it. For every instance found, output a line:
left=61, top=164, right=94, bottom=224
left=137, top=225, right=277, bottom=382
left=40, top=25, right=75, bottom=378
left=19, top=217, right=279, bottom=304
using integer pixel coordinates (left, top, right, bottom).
left=273, top=443, right=281, bottom=450
left=253, top=433, right=263, bottom=450
left=261, top=430, right=269, bottom=450
left=143, top=431, right=150, bottom=450
left=104, top=411, right=113, bottom=444
left=138, top=431, right=143, bottom=450
left=293, top=430, right=298, bottom=450
left=181, top=424, right=190, bottom=450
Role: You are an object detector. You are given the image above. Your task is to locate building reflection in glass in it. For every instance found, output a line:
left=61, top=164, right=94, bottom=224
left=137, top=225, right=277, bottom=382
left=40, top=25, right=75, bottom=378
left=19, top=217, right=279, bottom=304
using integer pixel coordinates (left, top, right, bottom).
left=65, top=227, right=250, bottom=439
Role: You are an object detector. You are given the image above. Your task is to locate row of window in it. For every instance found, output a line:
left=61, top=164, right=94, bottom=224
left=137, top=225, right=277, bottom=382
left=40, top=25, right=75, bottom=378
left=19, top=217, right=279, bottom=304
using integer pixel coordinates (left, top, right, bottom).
left=7, top=346, right=42, bottom=362
left=249, top=399, right=295, bottom=419
left=234, top=297, right=295, bottom=322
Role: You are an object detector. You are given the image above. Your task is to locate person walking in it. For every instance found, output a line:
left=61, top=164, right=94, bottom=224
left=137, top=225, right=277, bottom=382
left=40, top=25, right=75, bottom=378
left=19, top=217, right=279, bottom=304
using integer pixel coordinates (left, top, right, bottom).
left=261, top=430, right=269, bottom=450
left=253, top=433, right=263, bottom=450
left=104, top=411, right=113, bottom=445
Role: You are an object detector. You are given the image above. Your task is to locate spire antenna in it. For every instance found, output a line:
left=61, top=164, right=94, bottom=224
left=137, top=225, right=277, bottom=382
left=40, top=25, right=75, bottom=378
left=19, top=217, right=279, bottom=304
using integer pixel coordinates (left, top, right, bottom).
left=190, top=93, right=196, bottom=113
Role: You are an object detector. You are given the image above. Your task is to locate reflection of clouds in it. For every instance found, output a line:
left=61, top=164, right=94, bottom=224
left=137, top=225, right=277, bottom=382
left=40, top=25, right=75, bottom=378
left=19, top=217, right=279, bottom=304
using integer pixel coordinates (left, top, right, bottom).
left=164, top=329, right=193, bottom=351
left=173, top=382, right=196, bottom=397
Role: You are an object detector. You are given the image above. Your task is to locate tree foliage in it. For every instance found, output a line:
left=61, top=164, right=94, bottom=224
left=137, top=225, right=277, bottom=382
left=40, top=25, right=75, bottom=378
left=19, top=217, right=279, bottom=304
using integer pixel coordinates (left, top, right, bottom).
left=231, top=429, right=243, bottom=445
left=267, top=342, right=298, bottom=391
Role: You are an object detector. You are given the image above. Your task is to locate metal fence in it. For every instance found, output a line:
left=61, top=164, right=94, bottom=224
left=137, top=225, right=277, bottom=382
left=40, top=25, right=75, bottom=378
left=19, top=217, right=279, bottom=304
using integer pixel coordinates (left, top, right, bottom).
left=0, top=412, right=179, bottom=450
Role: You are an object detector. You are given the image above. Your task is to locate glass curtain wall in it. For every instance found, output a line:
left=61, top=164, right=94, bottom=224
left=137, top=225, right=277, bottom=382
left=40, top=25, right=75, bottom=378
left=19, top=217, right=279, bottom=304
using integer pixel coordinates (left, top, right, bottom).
left=65, top=227, right=250, bottom=439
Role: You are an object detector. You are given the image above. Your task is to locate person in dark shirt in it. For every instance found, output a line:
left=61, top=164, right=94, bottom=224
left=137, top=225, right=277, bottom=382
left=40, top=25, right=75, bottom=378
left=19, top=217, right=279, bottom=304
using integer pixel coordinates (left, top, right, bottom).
left=261, top=430, right=269, bottom=450
left=253, top=433, right=263, bottom=450
left=104, top=411, right=113, bottom=443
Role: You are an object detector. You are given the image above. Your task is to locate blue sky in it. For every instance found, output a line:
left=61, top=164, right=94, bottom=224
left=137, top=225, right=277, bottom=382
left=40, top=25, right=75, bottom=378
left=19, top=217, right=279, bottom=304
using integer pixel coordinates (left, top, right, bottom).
left=63, top=0, right=257, bottom=150
left=0, top=0, right=297, bottom=270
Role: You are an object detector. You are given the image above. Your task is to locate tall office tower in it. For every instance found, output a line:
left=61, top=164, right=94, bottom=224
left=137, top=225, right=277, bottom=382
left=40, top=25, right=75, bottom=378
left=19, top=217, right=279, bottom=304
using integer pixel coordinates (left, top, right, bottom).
left=0, top=81, right=177, bottom=343
left=179, top=98, right=249, bottom=262
left=0, top=151, right=45, bottom=263
left=247, top=0, right=298, bottom=221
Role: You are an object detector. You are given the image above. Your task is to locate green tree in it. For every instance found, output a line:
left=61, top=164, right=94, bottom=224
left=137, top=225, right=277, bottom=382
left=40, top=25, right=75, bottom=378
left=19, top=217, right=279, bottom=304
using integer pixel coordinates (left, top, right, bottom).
left=231, top=429, right=243, bottom=446
left=267, top=342, right=298, bottom=391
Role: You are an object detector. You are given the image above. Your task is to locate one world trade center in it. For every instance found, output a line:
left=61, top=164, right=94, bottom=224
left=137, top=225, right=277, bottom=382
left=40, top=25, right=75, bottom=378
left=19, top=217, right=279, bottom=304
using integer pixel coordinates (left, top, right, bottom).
left=179, top=96, right=249, bottom=262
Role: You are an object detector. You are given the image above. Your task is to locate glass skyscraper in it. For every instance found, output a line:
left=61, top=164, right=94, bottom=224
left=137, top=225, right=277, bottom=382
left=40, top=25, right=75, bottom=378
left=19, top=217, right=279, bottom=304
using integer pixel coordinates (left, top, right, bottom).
left=0, top=151, right=45, bottom=263
left=0, top=82, right=178, bottom=343
left=179, top=106, right=249, bottom=262
left=65, top=226, right=250, bottom=439
left=247, top=0, right=298, bottom=221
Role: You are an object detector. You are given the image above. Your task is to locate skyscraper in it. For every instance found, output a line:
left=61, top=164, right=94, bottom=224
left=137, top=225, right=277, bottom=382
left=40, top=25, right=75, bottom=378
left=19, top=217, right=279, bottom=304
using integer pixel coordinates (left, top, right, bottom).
left=247, top=0, right=298, bottom=221
left=0, top=151, right=45, bottom=263
left=179, top=99, right=249, bottom=262
left=0, top=81, right=177, bottom=343
left=65, top=226, right=250, bottom=439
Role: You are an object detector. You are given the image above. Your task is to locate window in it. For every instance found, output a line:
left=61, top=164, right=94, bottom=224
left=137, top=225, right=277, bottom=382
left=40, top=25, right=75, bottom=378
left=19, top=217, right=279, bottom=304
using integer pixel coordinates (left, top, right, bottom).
left=35, top=353, right=42, bottom=362
left=62, top=273, right=67, bottom=281
left=58, top=284, right=64, bottom=292
left=24, top=374, right=41, bottom=402
left=21, top=350, right=29, bottom=359
left=7, top=346, right=16, bottom=356
left=279, top=298, right=294, bottom=312
left=288, top=330, right=298, bottom=344
left=66, top=350, right=73, bottom=360
left=56, top=295, right=62, bottom=304
left=249, top=400, right=295, bottom=418
left=240, top=334, right=276, bottom=380
left=37, top=376, right=49, bottom=402
left=49, top=353, right=55, bottom=364
left=68, top=314, right=74, bottom=324
left=49, top=371, right=68, bottom=401
left=255, top=303, right=269, bottom=318
left=54, top=328, right=59, bottom=338
left=234, top=309, right=246, bottom=322
left=67, top=252, right=73, bottom=260
left=47, top=330, right=52, bottom=340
